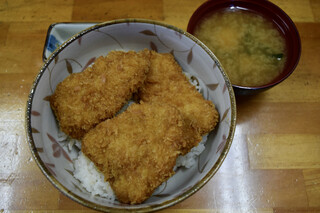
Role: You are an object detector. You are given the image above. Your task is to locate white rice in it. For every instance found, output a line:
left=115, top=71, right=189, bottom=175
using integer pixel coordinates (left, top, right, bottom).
left=73, top=134, right=208, bottom=200
left=175, top=134, right=207, bottom=169
left=73, top=151, right=116, bottom=200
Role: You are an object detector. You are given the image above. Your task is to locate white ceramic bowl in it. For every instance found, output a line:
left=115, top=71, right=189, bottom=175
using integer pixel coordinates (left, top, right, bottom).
left=26, top=19, right=236, bottom=212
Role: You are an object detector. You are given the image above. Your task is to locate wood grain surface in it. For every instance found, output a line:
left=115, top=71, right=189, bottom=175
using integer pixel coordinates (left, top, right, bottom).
left=0, top=0, right=319, bottom=212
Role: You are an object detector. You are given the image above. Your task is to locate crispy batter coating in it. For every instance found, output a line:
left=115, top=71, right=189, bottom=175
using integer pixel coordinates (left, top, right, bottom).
left=138, top=51, right=219, bottom=137
left=50, top=49, right=151, bottom=139
left=82, top=102, right=201, bottom=204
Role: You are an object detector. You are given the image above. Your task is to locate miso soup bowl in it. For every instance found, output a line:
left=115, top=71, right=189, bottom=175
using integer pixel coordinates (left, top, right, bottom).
left=187, top=0, right=301, bottom=95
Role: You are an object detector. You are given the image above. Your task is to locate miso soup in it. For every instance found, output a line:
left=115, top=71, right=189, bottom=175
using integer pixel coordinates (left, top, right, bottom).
left=194, top=10, right=287, bottom=87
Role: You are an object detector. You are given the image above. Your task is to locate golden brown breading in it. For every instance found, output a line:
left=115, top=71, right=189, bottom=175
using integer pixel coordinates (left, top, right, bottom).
left=82, top=102, right=202, bottom=204
left=138, top=51, right=219, bottom=137
left=50, top=49, right=151, bottom=139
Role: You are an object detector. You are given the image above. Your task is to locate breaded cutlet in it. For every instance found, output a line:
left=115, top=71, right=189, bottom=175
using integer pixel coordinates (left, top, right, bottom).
left=50, top=49, right=151, bottom=139
left=137, top=51, right=219, bottom=139
left=81, top=102, right=202, bottom=204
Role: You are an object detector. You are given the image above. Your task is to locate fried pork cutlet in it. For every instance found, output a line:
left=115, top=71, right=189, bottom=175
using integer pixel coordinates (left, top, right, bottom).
left=82, top=102, right=202, bottom=204
left=50, top=49, right=151, bottom=139
left=138, top=51, right=219, bottom=138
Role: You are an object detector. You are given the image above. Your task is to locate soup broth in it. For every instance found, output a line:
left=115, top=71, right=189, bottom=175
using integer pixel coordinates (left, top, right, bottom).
left=194, top=10, right=287, bottom=87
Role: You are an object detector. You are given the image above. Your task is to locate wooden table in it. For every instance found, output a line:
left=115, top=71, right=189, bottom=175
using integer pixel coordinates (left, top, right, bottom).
left=1, top=0, right=319, bottom=212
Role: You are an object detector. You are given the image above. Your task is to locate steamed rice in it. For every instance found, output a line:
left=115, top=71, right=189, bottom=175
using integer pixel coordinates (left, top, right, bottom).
left=74, top=152, right=116, bottom=200
left=73, top=134, right=208, bottom=199
left=175, top=134, right=207, bottom=169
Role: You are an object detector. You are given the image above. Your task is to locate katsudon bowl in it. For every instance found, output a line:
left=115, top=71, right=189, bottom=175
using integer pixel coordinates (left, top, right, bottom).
left=25, top=19, right=236, bottom=212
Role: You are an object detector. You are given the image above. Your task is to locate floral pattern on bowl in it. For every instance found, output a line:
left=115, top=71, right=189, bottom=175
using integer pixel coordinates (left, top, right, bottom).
left=26, top=19, right=236, bottom=212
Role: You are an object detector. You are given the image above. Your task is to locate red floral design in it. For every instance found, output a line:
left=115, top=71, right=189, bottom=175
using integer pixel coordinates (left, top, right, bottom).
left=43, top=95, right=51, bottom=101
left=220, top=107, right=230, bottom=122
left=140, top=30, right=156, bottom=36
left=207, top=83, right=219, bottom=90
left=223, top=83, right=227, bottom=93
left=81, top=57, right=96, bottom=72
left=31, top=127, right=40, bottom=133
left=66, top=60, right=73, bottom=74
left=47, top=133, right=72, bottom=163
left=78, top=36, right=82, bottom=45
left=187, top=49, right=193, bottom=64
left=31, top=111, right=40, bottom=116
left=198, top=155, right=209, bottom=173
left=216, top=134, right=227, bottom=154
left=150, top=41, right=158, bottom=52
left=44, top=162, right=56, bottom=177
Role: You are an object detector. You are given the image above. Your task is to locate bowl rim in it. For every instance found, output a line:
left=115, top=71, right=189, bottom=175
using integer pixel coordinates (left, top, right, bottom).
left=25, top=18, right=237, bottom=212
left=187, top=0, right=301, bottom=91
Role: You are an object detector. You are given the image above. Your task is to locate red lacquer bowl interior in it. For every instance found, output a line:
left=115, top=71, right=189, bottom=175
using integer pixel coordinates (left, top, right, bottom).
left=187, top=0, right=301, bottom=95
